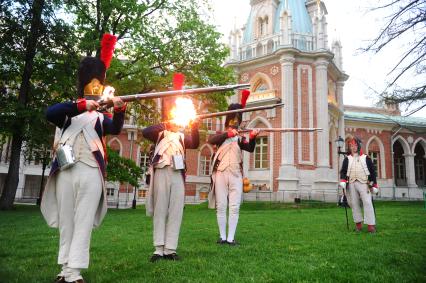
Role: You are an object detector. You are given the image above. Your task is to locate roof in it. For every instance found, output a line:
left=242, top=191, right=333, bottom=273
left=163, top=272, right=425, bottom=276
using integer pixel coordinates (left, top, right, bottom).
left=344, top=111, right=426, bottom=128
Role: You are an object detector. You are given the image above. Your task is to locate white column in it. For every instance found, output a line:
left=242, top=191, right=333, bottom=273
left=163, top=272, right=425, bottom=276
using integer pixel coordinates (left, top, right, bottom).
left=336, top=81, right=346, bottom=165
left=280, top=54, right=295, bottom=166
left=278, top=54, right=298, bottom=194
left=315, top=58, right=330, bottom=168
left=404, top=153, right=417, bottom=188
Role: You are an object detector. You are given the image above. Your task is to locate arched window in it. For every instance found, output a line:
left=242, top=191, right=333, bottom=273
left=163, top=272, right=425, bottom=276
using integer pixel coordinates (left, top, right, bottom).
left=253, top=80, right=268, bottom=92
left=267, top=39, right=274, bottom=54
left=108, top=138, right=122, bottom=155
left=245, top=47, right=252, bottom=59
left=393, top=141, right=406, bottom=186
left=258, top=16, right=268, bottom=37
left=256, top=43, right=263, bottom=57
left=414, top=143, right=426, bottom=186
left=368, top=140, right=381, bottom=178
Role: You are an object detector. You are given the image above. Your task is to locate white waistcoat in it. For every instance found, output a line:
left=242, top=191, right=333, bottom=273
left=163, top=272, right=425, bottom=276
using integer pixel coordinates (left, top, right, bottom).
left=58, top=111, right=105, bottom=160
left=213, top=137, right=242, bottom=172
left=154, top=130, right=184, bottom=168
left=347, top=154, right=370, bottom=183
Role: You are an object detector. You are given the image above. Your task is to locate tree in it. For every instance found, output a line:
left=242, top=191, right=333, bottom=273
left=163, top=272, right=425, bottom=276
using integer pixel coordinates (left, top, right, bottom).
left=0, top=0, right=78, bottom=209
left=364, top=0, right=426, bottom=113
left=0, top=0, right=234, bottom=209
left=106, top=146, right=143, bottom=187
left=67, top=0, right=235, bottom=126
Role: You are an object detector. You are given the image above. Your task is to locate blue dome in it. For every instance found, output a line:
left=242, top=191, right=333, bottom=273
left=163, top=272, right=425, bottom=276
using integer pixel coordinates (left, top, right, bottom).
left=243, top=0, right=313, bottom=44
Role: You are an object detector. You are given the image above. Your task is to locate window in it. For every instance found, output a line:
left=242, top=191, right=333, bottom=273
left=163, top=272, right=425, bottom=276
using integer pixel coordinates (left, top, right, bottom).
left=395, top=157, right=406, bottom=180
left=140, top=151, right=150, bottom=170
left=199, top=146, right=212, bottom=176
left=254, top=137, right=268, bottom=169
left=199, top=155, right=211, bottom=176
left=369, top=151, right=380, bottom=178
left=393, top=141, right=406, bottom=186
left=138, top=190, right=147, bottom=198
left=199, top=187, right=209, bottom=200
left=253, top=80, right=268, bottom=92
left=109, top=140, right=121, bottom=155
left=415, top=158, right=424, bottom=183
left=106, top=188, right=115, bottom=196
left=259, top=17, right=268, bottom=37
left=203, top=118, right=213, bottom=131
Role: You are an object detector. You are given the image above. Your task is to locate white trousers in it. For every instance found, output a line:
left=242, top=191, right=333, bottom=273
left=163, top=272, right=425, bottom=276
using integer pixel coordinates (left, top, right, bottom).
left=214, top=170, right=242, bottom=242
left=56, top=162, right=102, bottom=269
left=152, top=166, right=185, bottom=254
left=347, top=181, right=376, bottom=225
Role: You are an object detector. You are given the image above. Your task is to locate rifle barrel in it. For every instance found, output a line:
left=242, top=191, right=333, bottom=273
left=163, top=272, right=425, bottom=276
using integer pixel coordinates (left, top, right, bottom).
left=197, top=103, right=284, bottom=119
left=98, top=83, right=250, bottom=106
left=239, top=128, right=323, bottom=133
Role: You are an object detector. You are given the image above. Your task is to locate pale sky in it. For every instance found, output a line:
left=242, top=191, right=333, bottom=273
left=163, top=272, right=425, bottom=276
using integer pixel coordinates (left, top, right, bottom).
left=209, top=0, right=426, bottom=118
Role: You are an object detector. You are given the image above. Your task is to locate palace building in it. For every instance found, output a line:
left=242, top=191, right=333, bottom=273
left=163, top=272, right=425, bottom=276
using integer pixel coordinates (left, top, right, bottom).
left=1, top=0, right=425, bottom=206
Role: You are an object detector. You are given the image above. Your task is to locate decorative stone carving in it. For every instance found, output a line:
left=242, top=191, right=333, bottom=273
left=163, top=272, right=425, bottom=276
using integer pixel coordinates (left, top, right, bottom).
left=270, top=66, right=279, bottom=76
left=241, top=73, right=249, bottom=82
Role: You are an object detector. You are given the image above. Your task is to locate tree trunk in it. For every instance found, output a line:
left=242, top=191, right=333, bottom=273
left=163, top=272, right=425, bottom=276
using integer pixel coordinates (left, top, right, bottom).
left=0, top=136, right=23, bottom=209
left=0, top=0, right=45, bottom=210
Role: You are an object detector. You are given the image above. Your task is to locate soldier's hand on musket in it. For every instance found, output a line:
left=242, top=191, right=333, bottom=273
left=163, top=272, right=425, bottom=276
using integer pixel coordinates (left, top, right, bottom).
left=112, top=96, right=125, bottom=109
left=86, top=100, right=100, bottom=111
left=227, top=128, right=238, bottom=138
left=249, top=129, right=260, bottom=139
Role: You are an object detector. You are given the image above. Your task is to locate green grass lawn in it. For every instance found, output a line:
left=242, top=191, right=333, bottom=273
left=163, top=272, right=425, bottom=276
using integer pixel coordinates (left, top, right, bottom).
left=0, top=201, right=425, bottom=283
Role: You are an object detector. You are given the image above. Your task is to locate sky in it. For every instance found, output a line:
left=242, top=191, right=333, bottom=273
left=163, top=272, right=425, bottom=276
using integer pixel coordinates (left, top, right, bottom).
left=209, top=0, right=426, bottom=118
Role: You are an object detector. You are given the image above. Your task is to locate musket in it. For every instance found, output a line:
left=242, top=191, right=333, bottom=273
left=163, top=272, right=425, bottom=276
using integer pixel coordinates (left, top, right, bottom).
left=239, top=128, right=323, bottom=133
left=196, top=103, right=284, bottom=119
left=98, top=83, right=251, bottom=107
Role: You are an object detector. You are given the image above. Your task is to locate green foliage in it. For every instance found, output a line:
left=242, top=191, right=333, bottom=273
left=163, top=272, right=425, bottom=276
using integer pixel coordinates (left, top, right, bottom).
left=106, top=146, right=143, bottom=187
left=66, top=0, right=235, bottom=125
left=0, top=0, right=79, bottom=148
left=0, top=202, right=425, bottom=282
left=1, top=0, right=234, bottom=153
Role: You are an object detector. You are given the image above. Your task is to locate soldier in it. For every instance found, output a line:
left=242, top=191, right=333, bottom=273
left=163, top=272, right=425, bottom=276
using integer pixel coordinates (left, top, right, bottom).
left=208, top=90, right=259, bottom=245
left=41, top=34, right=125, bottom=283
left=143, top=75, right=200, bottom=262
left=339, top=137, right=379, bottom=233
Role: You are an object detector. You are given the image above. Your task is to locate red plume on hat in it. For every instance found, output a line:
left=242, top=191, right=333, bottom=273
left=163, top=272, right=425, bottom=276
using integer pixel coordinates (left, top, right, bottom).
left=100, top=33, right=117, bottom=69
left=241, top=89, right=250, bottom=108
left=173, top=73, right=185, bottom=90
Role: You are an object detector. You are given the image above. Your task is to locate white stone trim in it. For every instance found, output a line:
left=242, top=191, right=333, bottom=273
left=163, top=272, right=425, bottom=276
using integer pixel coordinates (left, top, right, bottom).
left=365, top=135, right=387, bottom=179
left=392, top=135, right=411, bottom=155
left=412, top=137, right=426, bottom=154
left=136, top=145, right=141, bottom=166
left=249, top=72, right=274, bottom=92
left=297, top=64, right=314, bottom=165
left=245, top=116, right=273, bottom=191
left=108, top=137, right=123, bottom=156
left=280, top=54, right=295, bottom=165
